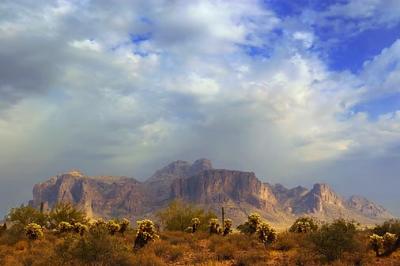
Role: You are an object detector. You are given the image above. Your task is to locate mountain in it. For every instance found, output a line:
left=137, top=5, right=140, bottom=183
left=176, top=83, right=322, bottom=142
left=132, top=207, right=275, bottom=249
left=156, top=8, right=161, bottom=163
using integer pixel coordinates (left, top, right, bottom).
left=29, top=159, right=394, bottom=226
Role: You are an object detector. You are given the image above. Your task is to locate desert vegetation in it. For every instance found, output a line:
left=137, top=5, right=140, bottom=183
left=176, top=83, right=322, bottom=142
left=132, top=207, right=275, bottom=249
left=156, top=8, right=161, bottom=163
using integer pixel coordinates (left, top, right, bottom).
left=0, top=201, right=400, bottom=265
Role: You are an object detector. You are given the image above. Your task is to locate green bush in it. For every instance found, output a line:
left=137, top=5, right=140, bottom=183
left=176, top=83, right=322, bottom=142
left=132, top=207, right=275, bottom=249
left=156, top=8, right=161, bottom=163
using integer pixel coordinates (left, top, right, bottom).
left=373, top=219, right=400, bottom=236
left=57, top=221, right=73, bottom=234
left=156, top=200, right=217, bottom=232
left=49, top=203, right=87, bottom=227
left=7, top=205, right=48, bottom=227
left=310, top=219, right=358, bottom=262
left=289, top=217, right=318, bottom=233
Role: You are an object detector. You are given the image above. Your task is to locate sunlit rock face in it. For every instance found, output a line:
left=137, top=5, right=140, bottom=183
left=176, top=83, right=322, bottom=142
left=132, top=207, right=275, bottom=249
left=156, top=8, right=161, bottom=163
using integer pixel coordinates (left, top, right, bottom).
left=30, top=159, right=393, bottom=225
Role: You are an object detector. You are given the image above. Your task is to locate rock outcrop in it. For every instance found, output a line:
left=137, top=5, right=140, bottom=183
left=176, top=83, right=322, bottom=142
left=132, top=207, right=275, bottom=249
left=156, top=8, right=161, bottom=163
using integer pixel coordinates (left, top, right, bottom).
left=29, top=159, right=394, bottom=225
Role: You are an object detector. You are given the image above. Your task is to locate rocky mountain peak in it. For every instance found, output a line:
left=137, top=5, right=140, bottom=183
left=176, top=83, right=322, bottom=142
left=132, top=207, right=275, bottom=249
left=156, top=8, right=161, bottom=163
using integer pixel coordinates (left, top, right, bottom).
left=347, top=195, right=392, bottom=219
left=30, top=159, right=394, bottom=225
left=189, top=158, right=213, bottom=175
left=150, top=160, right=191, bottom=180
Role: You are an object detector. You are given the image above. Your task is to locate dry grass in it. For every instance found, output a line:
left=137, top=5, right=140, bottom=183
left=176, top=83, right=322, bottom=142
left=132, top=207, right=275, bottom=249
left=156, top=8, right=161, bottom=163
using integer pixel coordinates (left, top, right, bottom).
left=1, top=226, right=400, bottom=265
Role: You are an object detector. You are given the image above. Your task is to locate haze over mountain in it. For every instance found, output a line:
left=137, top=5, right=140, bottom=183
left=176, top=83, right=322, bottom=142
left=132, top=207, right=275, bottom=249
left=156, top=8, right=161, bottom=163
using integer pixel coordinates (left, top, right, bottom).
left=29, top=159, right=393, bottom=226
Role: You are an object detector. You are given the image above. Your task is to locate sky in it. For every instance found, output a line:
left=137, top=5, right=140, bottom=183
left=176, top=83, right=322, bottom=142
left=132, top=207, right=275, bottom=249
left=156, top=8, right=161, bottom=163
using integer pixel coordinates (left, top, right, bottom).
left=1, top=0, right=400, bottom=216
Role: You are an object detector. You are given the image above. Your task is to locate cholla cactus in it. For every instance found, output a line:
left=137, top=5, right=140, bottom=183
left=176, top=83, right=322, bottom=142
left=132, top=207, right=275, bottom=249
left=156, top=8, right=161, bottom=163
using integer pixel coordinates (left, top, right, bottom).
left=223, top=219, right=233, bottom=236
left=209, top=218, right=221, bottom=235
left=57, top=221, right=73, bottom=233
left=369, top=234, right=384, bottom=256
left=237, top=213, right=262, bottom=234
left=191, top=218, right=200, bottom=233
left=289, top=217, right=318, bottom=233
left=73, top=222, right=88, bottom=236
left=119, top=218, right=130, bottom=235
left=134, top=219, right=159, bottom=249
left=25, top=223, right=43, bottom=240
left=107, top=220, right=121, bottom=235
left=383, top=232, right=398, bottom=252
left=257, top=222, right=277, bottom=247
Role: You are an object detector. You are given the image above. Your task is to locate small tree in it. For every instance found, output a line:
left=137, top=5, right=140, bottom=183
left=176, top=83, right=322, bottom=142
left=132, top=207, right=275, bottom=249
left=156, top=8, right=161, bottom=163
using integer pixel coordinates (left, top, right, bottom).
left=223, top=219, right=233, bottom=236
left=134, top=219, right=159, bottom=249
left=25, top=223, right=43, bottom=240
left=7, top=205, right=48, bottom=227
left=289, top=217, right=318, bottom=233
left=257, top=222, right=277, bottom=247
left=310, top=219, right=357, bottom=262
left=209, top=218, right=221, bottom=235
left=49, top=203, right=87, bottom=227
left=156, top=200, right=217, bottom=231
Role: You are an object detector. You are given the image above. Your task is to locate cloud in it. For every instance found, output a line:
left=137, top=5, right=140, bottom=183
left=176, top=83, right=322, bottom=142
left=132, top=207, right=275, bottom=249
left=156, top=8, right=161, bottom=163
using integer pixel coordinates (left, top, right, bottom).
left=0, top=0, right=399, bottom=215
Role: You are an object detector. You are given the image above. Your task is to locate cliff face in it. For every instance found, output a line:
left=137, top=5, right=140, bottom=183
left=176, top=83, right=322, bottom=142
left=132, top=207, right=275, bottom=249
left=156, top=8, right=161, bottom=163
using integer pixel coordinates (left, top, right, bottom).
left=30, top=159, right=394, bottom=225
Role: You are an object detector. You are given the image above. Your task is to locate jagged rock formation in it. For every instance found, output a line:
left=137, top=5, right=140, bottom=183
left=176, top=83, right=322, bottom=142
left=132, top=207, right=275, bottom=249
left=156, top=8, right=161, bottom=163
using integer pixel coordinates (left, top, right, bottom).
left=29, top=159, right=394, bottom=226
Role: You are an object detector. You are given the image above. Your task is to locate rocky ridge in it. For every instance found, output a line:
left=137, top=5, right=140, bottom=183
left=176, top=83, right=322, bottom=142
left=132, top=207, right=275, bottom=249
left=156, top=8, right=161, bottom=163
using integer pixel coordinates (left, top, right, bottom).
left=29, top=159, right=393, bottom=226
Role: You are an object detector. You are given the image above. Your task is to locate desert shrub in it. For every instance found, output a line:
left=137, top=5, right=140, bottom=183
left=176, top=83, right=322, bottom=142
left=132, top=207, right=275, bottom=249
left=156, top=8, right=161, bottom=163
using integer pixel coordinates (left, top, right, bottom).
left=274, top=231, right=298, bottom=251
left=310, top=219, right=358, bottom=262
left=234, top=250, right=268, bottom=266
left=0, top=223, right=25, bottom=245
left=223, top=218, right=233, bottom=236
left=257, top=222, right=277, bottom=247
left=215, top=242, right=235, bottom=260
left=289, top=217, right=318, bottom=233
left=24, top=223, right=43, bottom=240
left=134, top=219, right=159, bottom=249
left=57, top=221, right=73, bottom=233
left=373, top=219, right=400, bottom=236
left=49, top=203, right=87, bottom=227
left=131, top=252, right=166, bottom=266
left=7, top=205, right=48, bottom=226
left=56, top=224, right=134, bottom=265
left=209, top=218, right=222, bottom=235
left=237, top=213, right=262, bottom=235
left=156, top=200, right=217, bottom=232
left=107, top=220, right=121, bottom=235
left=369, top=232, right=399, bottom=257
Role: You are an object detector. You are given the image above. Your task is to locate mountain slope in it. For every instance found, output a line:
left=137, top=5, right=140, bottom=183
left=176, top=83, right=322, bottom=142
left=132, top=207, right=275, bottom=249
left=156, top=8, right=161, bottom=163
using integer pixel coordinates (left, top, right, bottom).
left=29, top=159, right=394, bottom=225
